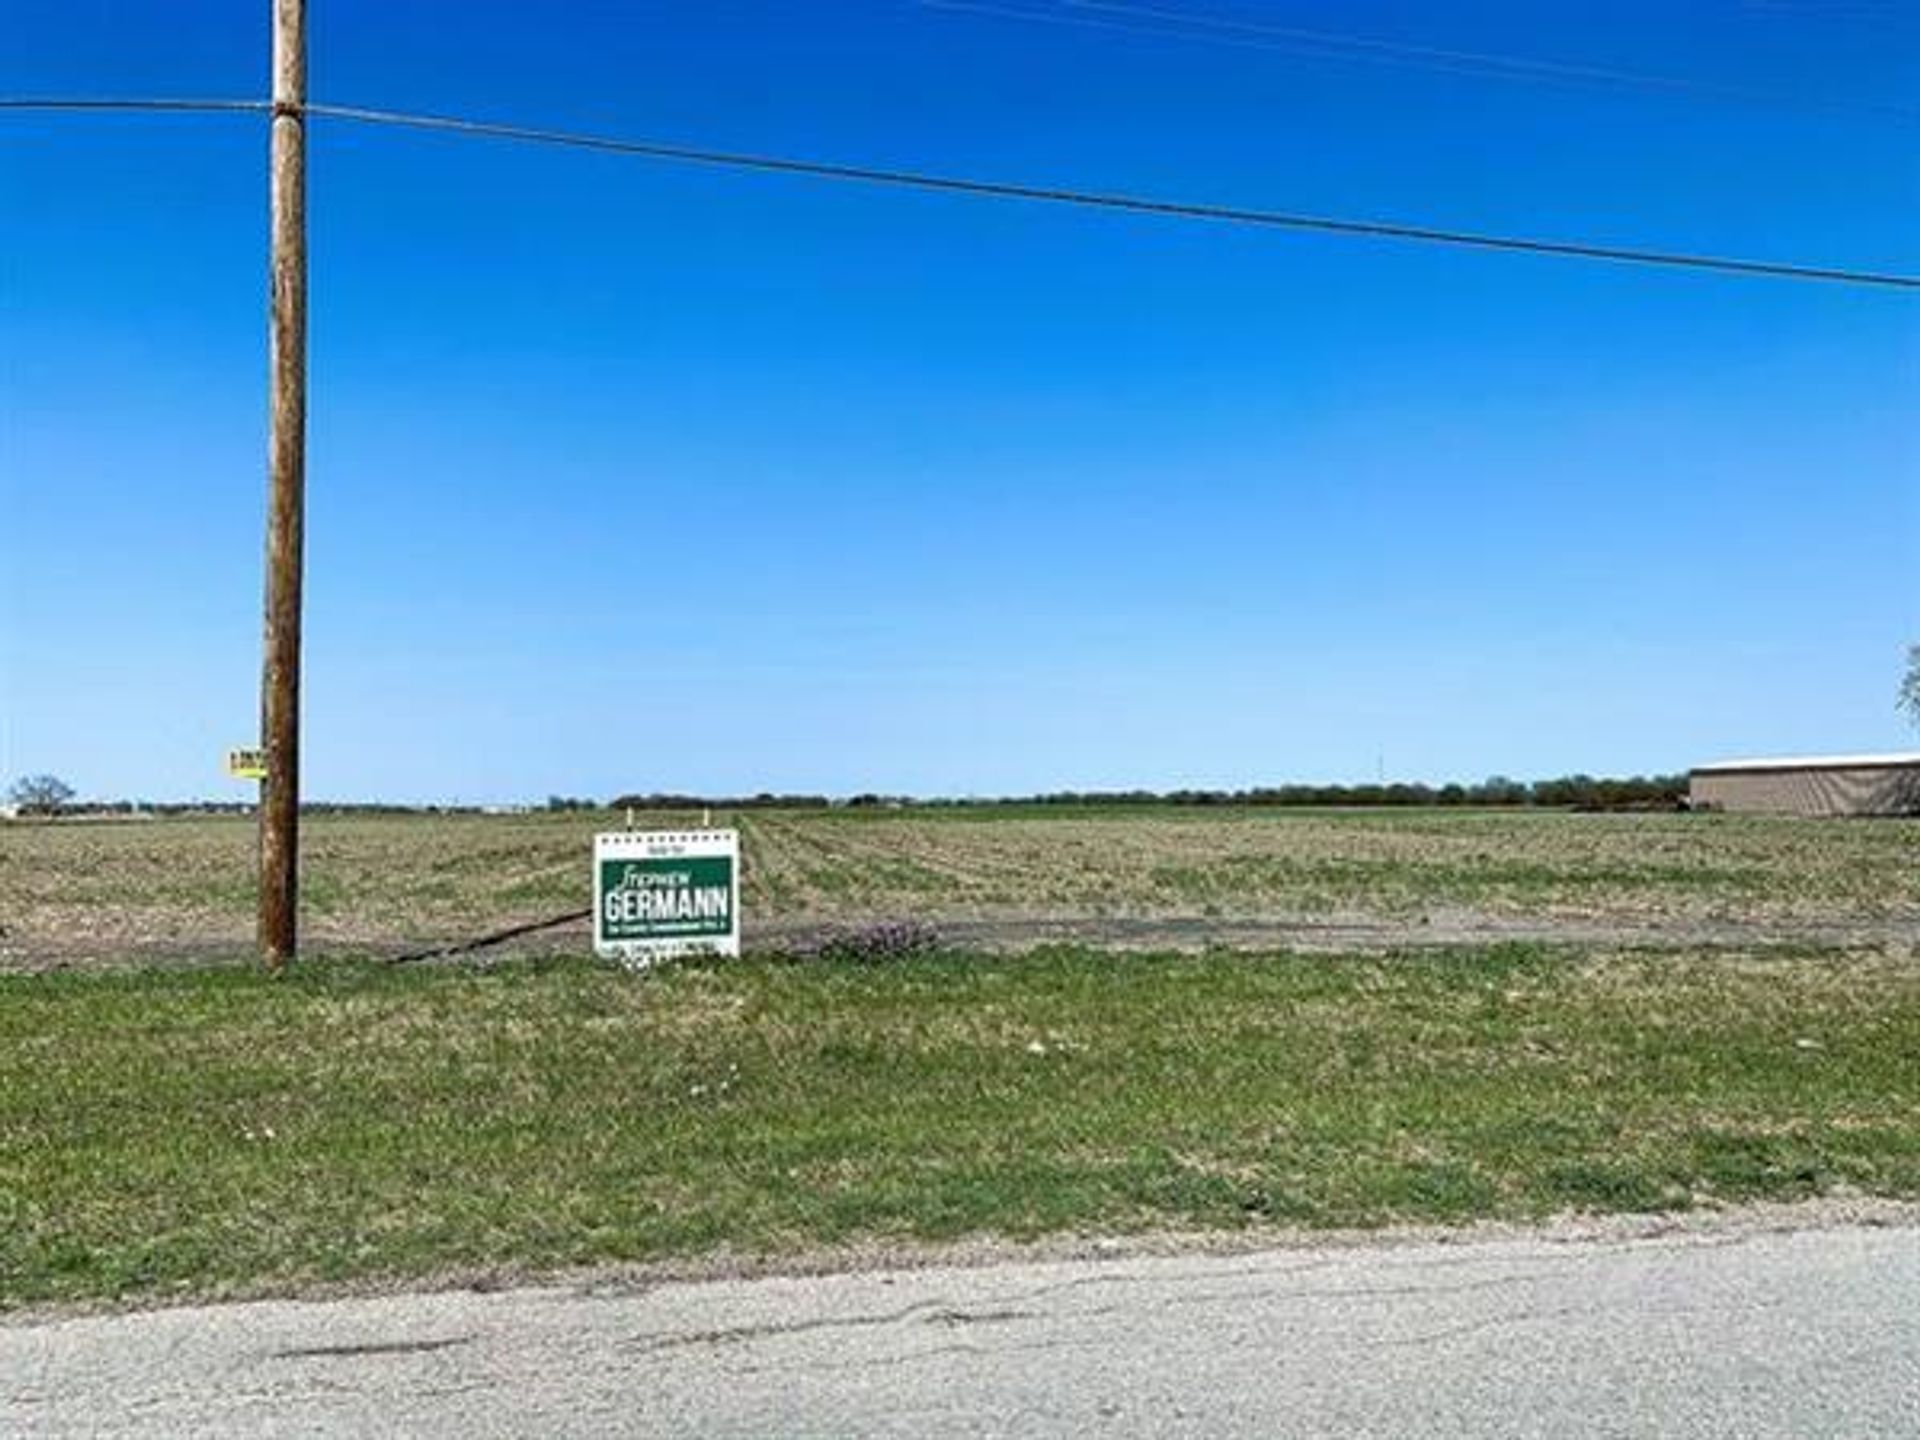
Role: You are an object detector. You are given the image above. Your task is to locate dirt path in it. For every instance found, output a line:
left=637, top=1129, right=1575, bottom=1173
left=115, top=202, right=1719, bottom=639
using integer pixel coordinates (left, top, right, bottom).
left=757, top=911, right=1920, bottom=956
left=8, top=908, right=1918, bottom=973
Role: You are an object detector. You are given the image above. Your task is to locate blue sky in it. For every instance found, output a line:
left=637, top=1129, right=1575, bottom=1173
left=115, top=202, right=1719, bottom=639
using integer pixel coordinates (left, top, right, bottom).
left=3, top=1, right=1916, bottom=802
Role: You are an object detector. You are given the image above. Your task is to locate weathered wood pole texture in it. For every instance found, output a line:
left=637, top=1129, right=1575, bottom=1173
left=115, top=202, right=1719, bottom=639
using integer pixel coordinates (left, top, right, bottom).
left=259, top=0, right=307, bottom=968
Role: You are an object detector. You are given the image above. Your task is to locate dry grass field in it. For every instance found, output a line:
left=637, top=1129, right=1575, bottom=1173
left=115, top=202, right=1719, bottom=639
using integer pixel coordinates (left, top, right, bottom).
left=3, top=806, right=1917, bottom=967
left=6, top=807, right=1919, bottom=1308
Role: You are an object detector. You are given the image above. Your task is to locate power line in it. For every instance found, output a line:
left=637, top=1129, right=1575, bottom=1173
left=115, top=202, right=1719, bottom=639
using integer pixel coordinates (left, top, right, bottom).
left=922, top=0, right=1920, bottom=123
left=0, top=96, right=267, bottom=115
left=3, top=94, right=1916, bottom=291
left=1076, top=0, right=1915, bottom=117
left=951, top=0, right=1920, bottom=123
left=221, top=100, right=1920, bottom=293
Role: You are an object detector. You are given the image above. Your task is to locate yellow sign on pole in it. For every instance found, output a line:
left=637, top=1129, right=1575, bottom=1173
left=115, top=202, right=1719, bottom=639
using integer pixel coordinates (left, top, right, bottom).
left=227, top=748, right=268, bottom=781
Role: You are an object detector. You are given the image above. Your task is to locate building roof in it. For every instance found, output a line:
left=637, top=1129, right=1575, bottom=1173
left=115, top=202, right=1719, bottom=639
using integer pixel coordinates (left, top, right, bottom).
left=1691, top=751, right=1920, bottom=776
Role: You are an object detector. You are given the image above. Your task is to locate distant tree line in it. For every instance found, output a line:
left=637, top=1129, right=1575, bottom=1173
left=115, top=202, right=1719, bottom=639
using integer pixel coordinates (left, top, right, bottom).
left=618, top=775, right=1687, bottom=812
left=17, top=774, right=1688, bottom=819
left=607, top=792, right=835, bottom=811
left=928, top=774, right=1687, bottom=811
left=5, top=798, right=535, bottom=819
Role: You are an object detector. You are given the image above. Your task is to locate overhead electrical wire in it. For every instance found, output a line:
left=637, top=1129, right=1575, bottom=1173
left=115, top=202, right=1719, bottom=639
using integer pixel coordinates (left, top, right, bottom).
left=921, top=0, right=1920, bottom=123
left=0, top=96, right=269, bottom=115
left=1, top=94, right=1915, bottom=292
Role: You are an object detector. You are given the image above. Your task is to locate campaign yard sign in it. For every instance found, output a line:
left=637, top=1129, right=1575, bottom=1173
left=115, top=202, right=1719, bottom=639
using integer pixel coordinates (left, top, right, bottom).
left=594, top=829, right=740, bottom=967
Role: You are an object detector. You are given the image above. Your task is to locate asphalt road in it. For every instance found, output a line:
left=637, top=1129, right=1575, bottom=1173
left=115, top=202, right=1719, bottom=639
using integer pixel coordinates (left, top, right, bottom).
left=5, top=1222, right=1916, bottom=1437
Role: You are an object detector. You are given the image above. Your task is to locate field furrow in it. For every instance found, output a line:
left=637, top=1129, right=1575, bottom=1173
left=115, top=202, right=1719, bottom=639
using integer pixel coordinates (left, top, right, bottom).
left=4, top=807, right=1917, bottom=968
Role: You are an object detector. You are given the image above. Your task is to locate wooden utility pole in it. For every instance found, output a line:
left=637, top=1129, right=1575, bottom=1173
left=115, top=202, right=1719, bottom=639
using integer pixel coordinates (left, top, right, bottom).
left=260, top=0, right=307, bottom=969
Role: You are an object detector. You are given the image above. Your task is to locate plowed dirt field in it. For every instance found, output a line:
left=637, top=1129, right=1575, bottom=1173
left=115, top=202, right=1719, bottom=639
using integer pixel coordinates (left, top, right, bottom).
left=5, top=807, right=1917, bottom=968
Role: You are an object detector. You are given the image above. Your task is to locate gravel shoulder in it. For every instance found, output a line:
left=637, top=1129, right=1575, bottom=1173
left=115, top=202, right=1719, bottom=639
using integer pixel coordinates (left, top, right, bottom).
left=8, top=1195, right=1915, bottom=1326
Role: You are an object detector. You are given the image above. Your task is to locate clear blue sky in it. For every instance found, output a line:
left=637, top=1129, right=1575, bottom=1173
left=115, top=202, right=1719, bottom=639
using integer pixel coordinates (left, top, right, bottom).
left=3, top=1, right=1916, bottom=803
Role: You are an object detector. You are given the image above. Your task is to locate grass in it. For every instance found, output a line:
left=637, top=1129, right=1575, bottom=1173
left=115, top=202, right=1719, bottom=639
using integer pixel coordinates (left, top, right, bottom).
left=4, top=807, right=1918, bottom=965
left=3, top=942, right=1917, bottom=1310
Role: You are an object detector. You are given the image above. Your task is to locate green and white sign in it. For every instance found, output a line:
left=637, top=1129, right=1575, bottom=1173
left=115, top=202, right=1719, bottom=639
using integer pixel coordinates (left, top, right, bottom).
left=594, top=829, right=740, bottom=967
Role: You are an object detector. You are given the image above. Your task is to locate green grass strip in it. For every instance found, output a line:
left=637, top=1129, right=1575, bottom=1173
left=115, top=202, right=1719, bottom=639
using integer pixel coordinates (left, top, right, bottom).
left=3, top=944, right=1917, bottom=1309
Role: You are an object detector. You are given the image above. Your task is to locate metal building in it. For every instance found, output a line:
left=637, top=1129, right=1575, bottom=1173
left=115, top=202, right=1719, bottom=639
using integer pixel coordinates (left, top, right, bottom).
left=1688, top=752, right=1920, bottom=817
